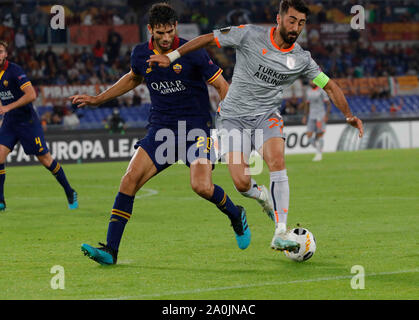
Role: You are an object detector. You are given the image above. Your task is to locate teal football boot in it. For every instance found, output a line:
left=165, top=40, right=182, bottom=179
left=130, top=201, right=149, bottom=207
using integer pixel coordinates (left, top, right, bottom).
left=231, top=206, right=251, bottom=250
left=67, top=191, right=78, bottom=210
left=81, top=243, right=117, bottom=265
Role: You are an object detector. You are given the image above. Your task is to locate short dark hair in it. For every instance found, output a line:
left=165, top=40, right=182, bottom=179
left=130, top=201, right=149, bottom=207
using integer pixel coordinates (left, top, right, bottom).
left=0, top=40, right=8, bottom=50
left=148, top=2, right=178, bottom=28
left=279, top=0, right=310, bottom=17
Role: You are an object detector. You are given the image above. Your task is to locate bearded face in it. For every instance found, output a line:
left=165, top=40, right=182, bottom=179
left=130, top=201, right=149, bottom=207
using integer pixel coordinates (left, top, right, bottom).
left=279, top=24, right=300, bottom=44
left=276, top=7, right=307, bottom=45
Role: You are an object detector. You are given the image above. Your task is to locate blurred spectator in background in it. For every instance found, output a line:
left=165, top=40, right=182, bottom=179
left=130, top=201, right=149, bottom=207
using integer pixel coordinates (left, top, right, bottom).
left=14, top=27, right=26, bottom=49
left=370, top=85, right=390, bottom=100
left=80, top=46, right=92, bottom=63
left=105, top=108, right=126, bottom=134
left=381, top=6, right=395, bottom=22
left=226, top=8, right=251, bottom=25
left=106, top=28, right=122, bottom=65
left=111, top=8, right=125, bottom=25
left=41, top=111, right=52, bottom=131
left=191, top=9, right=210, bottom=33
left=119, top=91, right=133, bottom=107
left=390, top=99, right=403, bottom=113
left=51, top=112, right=63, bottom=125
left=44, top=46, right=58, bottom=67
left=92, top=40, right=105, bottom=66
left=82, top=7, right=95, bottom=26
left=370, top=86, right=381, bottom=100
left=63, top=106, right=80, bottom=129
left=60, top=47, right=73, bottom=69
left=132, top=90, right=142, bottom=106
left=282, top=95, right=303, bottom=116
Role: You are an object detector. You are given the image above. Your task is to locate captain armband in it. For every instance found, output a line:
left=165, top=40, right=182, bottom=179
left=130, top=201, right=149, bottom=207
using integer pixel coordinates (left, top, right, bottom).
left=312, top=72, right=330, bottom=89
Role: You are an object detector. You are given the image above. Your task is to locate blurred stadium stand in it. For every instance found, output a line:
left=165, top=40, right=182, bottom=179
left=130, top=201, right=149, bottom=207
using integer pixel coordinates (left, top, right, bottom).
left=0, top=0, right=418, bottom=130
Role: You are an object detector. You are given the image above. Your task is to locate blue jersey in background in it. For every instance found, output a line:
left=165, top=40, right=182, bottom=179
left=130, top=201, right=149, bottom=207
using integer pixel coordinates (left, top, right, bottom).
left=0, top=60, right=48, bottom=155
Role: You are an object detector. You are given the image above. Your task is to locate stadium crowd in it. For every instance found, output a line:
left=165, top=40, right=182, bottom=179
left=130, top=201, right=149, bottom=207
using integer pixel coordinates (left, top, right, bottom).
left=177, top=0, right=419, bottom=30
left=2, top=1, right=418, bottom=86
left=0, top=0, right=418, bottom=126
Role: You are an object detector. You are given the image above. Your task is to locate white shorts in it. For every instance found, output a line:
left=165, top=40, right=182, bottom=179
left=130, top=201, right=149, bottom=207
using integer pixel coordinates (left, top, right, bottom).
left=216, top=111, right=286, bottom=157
left=307, top=117, right=326, bottom=134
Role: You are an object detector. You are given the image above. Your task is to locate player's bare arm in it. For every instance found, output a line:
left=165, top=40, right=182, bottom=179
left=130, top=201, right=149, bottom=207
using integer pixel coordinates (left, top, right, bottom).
left=209, top=74, right=229, bottom=101
left=0, top=84, right=36, bottom=115
left=323, top=79, right=364, bottom=137
left=70, top=71, right=143, bottom=108
left=147, top=33, right=216, bottom=68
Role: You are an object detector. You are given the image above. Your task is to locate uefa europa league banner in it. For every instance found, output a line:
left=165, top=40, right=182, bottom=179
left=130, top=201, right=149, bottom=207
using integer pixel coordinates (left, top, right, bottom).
left=5, top=120, right=419, bottom=166
left=282, top=120, right=419, bottom=154
left=6, top=130, right=146, bottom=166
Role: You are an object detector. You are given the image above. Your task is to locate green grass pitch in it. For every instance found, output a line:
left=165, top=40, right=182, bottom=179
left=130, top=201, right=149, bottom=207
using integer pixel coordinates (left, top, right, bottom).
left=0, top=148, right=418, bottom=300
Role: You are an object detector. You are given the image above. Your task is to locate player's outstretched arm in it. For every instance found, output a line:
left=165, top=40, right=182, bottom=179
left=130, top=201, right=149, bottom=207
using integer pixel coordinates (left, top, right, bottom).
left=147, top=33, right=216, bottom=68
left=323, top=79, right=364, bottom=138
left=70, top=71, right=143, bottom=108
left=0, top=83, right=36, bottom=115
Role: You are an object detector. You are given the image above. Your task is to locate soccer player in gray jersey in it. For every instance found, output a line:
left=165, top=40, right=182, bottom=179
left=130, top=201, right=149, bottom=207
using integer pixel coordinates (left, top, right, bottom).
left=148, top=0, right=364, bottom=252
left=302, top=80, right=332, bottom=161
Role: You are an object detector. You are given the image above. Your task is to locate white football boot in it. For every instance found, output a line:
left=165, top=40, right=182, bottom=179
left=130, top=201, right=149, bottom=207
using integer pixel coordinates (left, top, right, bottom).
left=271, top=222, right=300, bottom=252
left=312, top=152, right=322, bottom=162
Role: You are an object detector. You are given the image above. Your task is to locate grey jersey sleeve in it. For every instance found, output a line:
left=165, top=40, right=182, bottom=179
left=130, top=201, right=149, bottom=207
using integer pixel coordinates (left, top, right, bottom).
left=301, top=53, right=322, bottom=81
left=213, top=25, right=249, bottom=48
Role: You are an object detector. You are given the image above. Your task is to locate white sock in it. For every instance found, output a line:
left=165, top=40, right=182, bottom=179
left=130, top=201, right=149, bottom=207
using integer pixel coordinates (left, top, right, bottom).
left=239, top=178, right=261, bottom=200
left=270, top=170, right=289, bottom=227
left=308, top=136, right=316, bottom=148
left=316, top=137, right=324, bottom=153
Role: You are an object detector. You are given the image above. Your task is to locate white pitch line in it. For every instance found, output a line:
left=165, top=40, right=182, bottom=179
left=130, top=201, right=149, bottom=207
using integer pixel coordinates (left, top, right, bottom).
left=97, top=268, right=419, bottom=300
left=135, top=188, right=159, bottom=199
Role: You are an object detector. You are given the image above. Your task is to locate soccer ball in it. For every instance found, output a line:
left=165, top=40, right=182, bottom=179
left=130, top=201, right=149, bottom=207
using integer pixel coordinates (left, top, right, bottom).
left=284, top=227, right=316, bottom=262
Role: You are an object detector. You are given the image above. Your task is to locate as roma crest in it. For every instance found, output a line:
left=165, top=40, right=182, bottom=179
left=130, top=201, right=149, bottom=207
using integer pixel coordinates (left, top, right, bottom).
left=3, top=80, right=8, bottom=87
left=173, top=64, right=182, bottom=74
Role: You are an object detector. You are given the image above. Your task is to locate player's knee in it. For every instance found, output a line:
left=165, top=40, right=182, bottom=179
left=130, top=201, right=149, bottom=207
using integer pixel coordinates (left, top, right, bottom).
left=234, top=178, right=251, bottom=193
left=268, top=158, right=286, bottom=172
left=191, top=180, right=213, bottom=199
left=120, top=171, right=141, bottom=192
left=38, top=154, right=53, bottom=167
